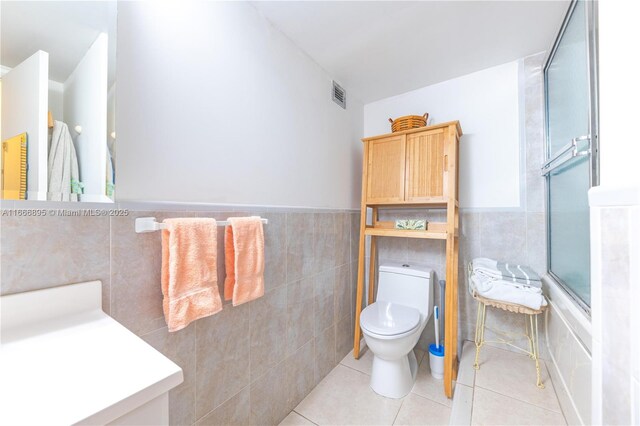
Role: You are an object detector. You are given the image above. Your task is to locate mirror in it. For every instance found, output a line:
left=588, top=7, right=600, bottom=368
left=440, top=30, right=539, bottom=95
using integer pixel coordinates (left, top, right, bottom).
left=0, top=1, right=117, bottom=202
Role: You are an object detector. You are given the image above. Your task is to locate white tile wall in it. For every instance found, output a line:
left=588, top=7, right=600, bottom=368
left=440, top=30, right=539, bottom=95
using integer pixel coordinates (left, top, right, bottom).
left=590, top=195, right=640, bottom=425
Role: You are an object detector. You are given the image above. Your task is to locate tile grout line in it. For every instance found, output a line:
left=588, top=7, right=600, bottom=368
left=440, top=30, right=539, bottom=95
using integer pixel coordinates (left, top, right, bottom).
left=291, top=409, right=320, bottom=426
left=390, top=398, right=405, bottom=426
left=528, top=359, right=568, bottom=423
left=472, top=344, right=563, bottom=414
left=283, top=213, right=291, bottom=417
left=194, top=320, right=198, bottom=424
left=194, top=210, right=259, bottom=424
left=460, top=343, right=477, bottom=425
left=408, top=389, right=454, bottom=411
left=338, top=360, right=371, bottom=377
left=541, top=361, right=568, bottom=423
left=108, top=216, right=112, bottom=315
left=248, top=297, right=253, bottom=423
left=478, top=211, right=483, bottom=259
left=473, top=384, right=564, bottom=415
left=469, top=378, right=476, bottom=425
left=479, top=339, right=551, bottom=363
left=337, top=357, right=457, bottom=412
left=196, top=384, right=250, bottom=425
left=525, top=211, right=530, bottom=271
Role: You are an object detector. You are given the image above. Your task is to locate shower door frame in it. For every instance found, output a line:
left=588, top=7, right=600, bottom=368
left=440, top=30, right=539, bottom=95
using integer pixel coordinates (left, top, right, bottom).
left=542, top=0, right=599, bottom=315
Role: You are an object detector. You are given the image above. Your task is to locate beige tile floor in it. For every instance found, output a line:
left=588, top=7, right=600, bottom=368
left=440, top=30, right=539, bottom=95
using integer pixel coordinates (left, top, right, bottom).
left=280, top=346, right=449, bottom=426
left=461, top=342, right=567, bottom=426
left=279, top=341, right=567, bottom=426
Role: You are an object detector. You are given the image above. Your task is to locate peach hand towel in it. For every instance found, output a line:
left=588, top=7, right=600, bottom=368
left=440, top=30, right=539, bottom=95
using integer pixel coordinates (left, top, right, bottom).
left=162, top=218, right=222, bottom=332
left=224, top=217, right=265, bottom=306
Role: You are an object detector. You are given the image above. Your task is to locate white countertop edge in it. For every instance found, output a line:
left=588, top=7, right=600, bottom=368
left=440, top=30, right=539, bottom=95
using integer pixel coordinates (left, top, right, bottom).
left=0, top=282, right=184, bottom=425
left=81, top=369, right=183, bottom=425
left=589, top=185, right=640, bottom=207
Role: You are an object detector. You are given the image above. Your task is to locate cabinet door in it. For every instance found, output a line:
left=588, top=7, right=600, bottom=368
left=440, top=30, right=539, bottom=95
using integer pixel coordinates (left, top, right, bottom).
left=405, top=129, right=446, bottom=202
left=366, top=135, right=406, bottom=203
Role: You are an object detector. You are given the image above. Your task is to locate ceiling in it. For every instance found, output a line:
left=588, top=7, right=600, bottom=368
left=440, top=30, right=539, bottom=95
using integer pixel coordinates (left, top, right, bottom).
left=1, top=1, right=116, bottom=83
left=251, top=1, right=569, bottom=103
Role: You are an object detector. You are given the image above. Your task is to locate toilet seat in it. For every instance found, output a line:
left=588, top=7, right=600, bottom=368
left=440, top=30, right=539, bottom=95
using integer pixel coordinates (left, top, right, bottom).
left=360, top=301, right=421, bottom=337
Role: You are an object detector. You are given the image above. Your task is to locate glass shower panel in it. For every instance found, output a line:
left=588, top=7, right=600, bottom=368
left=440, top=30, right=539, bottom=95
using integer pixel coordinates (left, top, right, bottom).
left=546, top=1, right=589, bottom=157
left=549, top=157, right=591, bottom=305
left=545, top=0, right=594, bottom=309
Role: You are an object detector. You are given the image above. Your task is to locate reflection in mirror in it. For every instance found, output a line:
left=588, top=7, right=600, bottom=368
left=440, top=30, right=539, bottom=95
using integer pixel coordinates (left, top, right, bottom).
left=0, top=1, right=117, bottom=202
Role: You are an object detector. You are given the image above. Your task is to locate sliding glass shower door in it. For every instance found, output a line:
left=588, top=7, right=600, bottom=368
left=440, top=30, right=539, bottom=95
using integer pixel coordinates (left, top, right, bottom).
left=543, top=0, right=598, bottom=311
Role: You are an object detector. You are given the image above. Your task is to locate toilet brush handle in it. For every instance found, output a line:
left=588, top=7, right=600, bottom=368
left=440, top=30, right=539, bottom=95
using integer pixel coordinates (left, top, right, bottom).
left=434, top=306, right=440, bottom=350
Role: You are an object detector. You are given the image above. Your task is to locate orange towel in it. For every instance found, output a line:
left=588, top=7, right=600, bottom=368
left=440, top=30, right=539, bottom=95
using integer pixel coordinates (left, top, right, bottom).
left=224, top=217, right=265, bottom=306
left=161, top=218, right=222, bottom=332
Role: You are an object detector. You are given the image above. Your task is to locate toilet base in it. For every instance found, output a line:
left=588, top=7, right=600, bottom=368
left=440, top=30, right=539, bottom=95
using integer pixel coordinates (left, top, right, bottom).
left=370, top=350, right=418, bottom=399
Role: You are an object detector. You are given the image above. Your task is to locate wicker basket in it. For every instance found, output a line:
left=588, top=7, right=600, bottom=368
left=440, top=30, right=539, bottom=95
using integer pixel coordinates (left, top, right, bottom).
left=388, top=113, right=428, bottom=133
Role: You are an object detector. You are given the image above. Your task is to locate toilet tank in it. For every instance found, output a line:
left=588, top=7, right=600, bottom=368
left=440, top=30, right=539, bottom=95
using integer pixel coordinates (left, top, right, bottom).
left=377, top=261, right=434, bottom=319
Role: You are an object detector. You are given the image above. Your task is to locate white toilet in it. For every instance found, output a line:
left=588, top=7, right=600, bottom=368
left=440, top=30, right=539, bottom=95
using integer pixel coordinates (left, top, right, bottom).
left=360, top=261, right=434, bottom=399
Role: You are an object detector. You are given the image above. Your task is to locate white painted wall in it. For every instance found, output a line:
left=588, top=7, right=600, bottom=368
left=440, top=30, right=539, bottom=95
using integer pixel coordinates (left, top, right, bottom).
left=598, top=0, right=640, bottom=188
left=63, top=33, right=108, bottom=202
left=1, top=65, right=65, bottom=132
left=0, top=50, right=49, bottom=200
left=116, top=1, right=364, bottom=209
left=364, top=61, right=522, bottom=209
left=48, top=81, right=64, bottom=126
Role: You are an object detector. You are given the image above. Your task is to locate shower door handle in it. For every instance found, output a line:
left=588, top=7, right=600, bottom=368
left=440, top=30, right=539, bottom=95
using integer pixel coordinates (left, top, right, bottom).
left=570, top=135, right=592, bottom=158
left=541, top=135, right=591, bottom=176
left=572, top=135, right=591, bottom=143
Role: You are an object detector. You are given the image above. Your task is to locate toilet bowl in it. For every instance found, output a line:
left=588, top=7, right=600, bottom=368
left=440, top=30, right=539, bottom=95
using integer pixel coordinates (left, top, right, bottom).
left=360, top=262, right=433, bottom=399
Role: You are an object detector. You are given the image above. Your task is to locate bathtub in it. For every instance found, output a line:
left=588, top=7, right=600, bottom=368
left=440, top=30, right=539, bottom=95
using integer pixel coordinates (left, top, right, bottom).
left=544, top=275, right=592, bottom=425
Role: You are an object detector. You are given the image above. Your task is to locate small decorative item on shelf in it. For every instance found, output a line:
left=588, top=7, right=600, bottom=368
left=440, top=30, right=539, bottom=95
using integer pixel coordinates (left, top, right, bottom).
left=395, top=219, right=427, bottom=230
left=388, top=113, right=429, bottom=133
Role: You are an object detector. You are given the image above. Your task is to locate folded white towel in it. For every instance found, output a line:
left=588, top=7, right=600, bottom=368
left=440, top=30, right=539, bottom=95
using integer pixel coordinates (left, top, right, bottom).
left=472, top=257, right=541, bottom=288
left=470, top=272, right=547, bottom=310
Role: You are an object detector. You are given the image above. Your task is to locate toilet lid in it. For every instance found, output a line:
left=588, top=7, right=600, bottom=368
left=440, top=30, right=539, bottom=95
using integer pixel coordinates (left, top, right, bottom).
left=360, top=301, right=421, bottom=336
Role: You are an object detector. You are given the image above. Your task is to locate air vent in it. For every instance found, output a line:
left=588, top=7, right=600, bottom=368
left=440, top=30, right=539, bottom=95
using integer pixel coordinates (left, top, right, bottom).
left=332, top=81, right=346, bottom=109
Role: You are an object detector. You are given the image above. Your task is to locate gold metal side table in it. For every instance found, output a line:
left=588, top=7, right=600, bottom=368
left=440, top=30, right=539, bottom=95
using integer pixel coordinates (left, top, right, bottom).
left=471, top=291, right=547, bottom=389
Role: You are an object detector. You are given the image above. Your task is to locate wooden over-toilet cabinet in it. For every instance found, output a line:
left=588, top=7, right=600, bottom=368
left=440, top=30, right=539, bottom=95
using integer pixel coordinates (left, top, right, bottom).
left=366, top=127, right=450, bottom=204
left=354, top=121, right=462, bottom=398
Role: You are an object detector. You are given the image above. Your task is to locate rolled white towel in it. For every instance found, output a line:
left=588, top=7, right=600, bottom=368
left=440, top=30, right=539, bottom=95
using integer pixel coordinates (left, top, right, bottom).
left=470, top=273, right=547, bottom=310
left=472, top=257, right=541, bottom=288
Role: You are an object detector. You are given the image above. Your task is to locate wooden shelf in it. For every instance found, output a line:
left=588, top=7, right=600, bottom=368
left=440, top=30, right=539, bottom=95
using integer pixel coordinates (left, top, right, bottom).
left=354, top=121, right=462, bottom=400
left=363, top=198, right=459, bottom=209
left=364, top=227, right=447, bottom=240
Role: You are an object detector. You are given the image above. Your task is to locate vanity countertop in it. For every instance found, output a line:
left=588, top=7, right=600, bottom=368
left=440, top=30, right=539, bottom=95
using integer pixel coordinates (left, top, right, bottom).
left=0, top=281, right=183, bottom=425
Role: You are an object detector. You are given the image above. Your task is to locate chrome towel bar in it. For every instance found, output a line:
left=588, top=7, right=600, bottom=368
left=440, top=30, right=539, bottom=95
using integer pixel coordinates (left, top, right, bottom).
left=135, top=217, right=268, bottom=233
